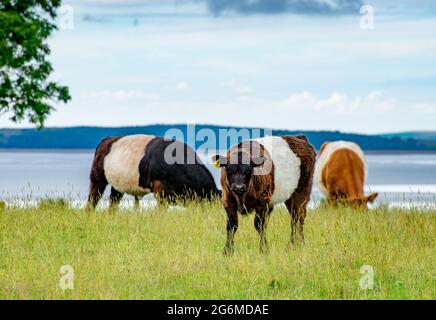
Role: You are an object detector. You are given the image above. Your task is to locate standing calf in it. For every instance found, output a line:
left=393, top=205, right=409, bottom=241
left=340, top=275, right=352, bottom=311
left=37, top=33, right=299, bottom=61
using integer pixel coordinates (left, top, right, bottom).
left=314, top=141, right=378, bottom=208
left=88, top=134, right=219, bottom=209
left=214, top=135, right=316, bottom=254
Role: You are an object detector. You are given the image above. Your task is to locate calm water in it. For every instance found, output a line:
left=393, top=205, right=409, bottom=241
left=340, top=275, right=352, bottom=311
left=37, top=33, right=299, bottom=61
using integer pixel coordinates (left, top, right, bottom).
left=0, top=150, right=435, bottom=208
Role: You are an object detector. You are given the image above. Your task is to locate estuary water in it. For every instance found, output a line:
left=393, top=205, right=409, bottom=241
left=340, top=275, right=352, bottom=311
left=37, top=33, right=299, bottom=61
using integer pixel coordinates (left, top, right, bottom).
left=0, top=150, right=435, bottom=209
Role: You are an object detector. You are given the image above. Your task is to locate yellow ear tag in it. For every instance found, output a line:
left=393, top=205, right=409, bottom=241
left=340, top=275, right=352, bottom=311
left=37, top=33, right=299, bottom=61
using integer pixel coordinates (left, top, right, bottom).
left=214, top=160, right=221, bottom=169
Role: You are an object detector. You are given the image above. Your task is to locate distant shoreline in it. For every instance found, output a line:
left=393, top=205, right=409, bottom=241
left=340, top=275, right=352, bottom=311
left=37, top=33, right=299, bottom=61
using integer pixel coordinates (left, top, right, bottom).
left=0, top=148, right=94, bottom=153
left=1, top=125, right=436, bottom=151
left=1, top=148, right=436, bottom=155
left=365, top=150, right=436, bottom=155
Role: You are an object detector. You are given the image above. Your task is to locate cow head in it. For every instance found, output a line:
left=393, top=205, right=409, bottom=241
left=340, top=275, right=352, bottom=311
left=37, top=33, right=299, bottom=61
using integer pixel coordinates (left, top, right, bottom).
left=213, top=152, right=266, bottom=197
left=348, top=192, right=379, bottom=209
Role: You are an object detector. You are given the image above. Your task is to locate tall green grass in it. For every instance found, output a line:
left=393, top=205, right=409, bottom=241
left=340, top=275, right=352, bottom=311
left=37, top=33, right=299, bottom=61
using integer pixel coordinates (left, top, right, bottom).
left=0, top=200, right=435, bottom=299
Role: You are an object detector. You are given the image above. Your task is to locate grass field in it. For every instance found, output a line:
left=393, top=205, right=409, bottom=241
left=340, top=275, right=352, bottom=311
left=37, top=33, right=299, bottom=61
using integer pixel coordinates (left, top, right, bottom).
left=0, top=199, right=435, bottom=300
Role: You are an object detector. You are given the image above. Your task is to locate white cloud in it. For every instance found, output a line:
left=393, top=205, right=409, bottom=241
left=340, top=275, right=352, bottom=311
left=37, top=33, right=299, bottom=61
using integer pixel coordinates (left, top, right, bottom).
left=413, top=103, right=436, bottom=114
left=76, top=0, right=179, bottom=4
left=85, top=90, right=159, bottom=101
left=176, top=82, right=189, bottom=92
left=2, top=90, right=435, bottom=135
left=221, top=80, right=254, bottom=95
left=5, top=5, right=434, bottom=134
left=63, top=0, right=206, bottom=15
left=281, top=91, right=395, bottom=115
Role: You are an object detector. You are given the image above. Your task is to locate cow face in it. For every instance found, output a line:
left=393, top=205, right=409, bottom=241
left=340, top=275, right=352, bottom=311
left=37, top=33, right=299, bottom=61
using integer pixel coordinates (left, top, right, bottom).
left=353, top=192, right=379, bottom=208
left=213, top=152, right=266, bottom=196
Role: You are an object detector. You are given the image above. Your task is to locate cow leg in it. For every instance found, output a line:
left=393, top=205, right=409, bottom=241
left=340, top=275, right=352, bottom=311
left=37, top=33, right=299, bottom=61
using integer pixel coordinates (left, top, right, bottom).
left=286, top=194, right=308, bottom=246
left=151, top=180, right=167, bottom=207
left=327, top=194, right=337, bottom=207
left=254, top=206, right=270, bottom=253
left=88, top=180, right=107, bottom=210
left=134, top=196, right=141, bottom=210
left=109, top=187, right=123, bottom=209
left=328, top=188, right=347, bottom=207
left=223, top=202, right=239, bottom=255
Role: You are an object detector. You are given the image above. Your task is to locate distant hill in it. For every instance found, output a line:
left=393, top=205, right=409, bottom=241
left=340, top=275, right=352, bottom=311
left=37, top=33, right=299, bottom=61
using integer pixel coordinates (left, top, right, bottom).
left=381, top=131, right=436, bottom=142
left=0, top=125, right=435, bottom=151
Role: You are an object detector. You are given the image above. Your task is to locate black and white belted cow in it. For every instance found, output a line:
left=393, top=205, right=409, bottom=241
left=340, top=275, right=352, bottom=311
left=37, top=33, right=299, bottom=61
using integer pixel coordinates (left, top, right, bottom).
left=88, top=134, right=220, bottom=209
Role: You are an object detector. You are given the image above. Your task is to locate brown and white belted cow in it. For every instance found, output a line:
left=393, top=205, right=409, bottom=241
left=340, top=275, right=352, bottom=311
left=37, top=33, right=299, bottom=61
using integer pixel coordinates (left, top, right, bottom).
left=213, top=135, right=316, bottom=254
left=314, top=141, right=378, bottom=208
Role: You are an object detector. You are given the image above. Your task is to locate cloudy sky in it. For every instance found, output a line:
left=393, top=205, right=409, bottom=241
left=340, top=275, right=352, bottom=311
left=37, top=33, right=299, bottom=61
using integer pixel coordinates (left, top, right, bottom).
left=2, top=0, right=436, bottom=134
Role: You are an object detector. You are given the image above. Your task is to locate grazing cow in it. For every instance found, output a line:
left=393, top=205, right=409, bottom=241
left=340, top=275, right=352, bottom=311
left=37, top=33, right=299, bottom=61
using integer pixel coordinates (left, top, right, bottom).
left=213, top=135, right=316, bottom=254
left=314, top=141, right=378, bottom=208
left=88, top=134, right=219, bottom=209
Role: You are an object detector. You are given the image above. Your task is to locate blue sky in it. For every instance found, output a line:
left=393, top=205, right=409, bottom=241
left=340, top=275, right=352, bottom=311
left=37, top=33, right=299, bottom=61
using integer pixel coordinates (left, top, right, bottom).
left=2, top=0, right=435, bottom=134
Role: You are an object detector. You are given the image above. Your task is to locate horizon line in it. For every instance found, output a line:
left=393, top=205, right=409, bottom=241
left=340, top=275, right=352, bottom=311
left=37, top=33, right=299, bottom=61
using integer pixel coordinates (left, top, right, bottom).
left=0, top=123, right=434, bottom=137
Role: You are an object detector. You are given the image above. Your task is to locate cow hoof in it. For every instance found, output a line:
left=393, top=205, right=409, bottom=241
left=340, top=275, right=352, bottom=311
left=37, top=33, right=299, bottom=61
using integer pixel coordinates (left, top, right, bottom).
left=260, top=244, right=269, bottom=254
left=223, top=246, right=234, bottom=256
left=289, top=238, right=305, bottom=247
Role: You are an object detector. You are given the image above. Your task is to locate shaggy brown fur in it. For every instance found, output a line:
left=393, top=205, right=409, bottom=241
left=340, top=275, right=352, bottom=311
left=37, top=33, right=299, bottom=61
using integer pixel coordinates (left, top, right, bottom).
left=88, top=136, right=121, bottom=209
left=282, top=135, right=316, bottom=245
left=218, top=135, right=316, bottom=254
left=221, top=141, right=274, bottom=213
left=321, top=146, right=378, bottom=207
left=220, top=141, right=274, bottom=254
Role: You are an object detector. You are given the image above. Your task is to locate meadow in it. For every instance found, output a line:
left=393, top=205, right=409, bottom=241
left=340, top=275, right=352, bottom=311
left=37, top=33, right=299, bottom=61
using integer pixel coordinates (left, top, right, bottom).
left=0, top=199, right=435, bottom=300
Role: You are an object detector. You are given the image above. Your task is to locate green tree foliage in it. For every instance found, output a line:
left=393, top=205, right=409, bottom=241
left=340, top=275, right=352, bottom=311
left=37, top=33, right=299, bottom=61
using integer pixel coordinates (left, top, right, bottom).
left=0, top=0, right=70, bottom=128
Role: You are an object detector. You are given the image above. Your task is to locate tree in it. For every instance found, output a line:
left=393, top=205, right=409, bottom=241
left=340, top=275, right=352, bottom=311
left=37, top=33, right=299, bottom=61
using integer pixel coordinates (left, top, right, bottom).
left=0, top=0, right=70, bottom=128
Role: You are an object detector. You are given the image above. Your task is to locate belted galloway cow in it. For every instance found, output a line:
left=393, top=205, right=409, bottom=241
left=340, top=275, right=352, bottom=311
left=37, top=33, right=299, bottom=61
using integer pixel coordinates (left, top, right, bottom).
left=88, top=134, right=219, bottom=209
left=314, top=140, right=378, bottom=208
left=213, top=135, right=316, bottom=254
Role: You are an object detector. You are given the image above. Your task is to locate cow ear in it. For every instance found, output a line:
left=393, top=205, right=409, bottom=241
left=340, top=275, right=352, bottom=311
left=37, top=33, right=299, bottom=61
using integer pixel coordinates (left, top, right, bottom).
left=364, top=192, right=378, bottom=203
left=212, top=155, right=227, bottom=168
left=251, top=156, right=266, bottom=167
